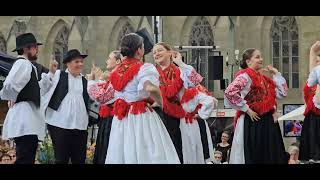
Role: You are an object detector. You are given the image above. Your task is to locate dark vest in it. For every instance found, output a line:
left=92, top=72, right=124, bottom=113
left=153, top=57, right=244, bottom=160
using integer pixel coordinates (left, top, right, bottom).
left=48, top=71, right=89, bottom=111
left=32, top=62, right=49, bottom=81
left=15, top=59, right=40, bottom=107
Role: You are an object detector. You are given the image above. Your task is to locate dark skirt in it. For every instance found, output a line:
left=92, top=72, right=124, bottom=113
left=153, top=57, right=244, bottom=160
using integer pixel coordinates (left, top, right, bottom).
left=299, top=112, right=320, bottom=161
left=243, top=111, right=287, bottom=164
left=154, top=107, right=183, bottom=164
left=197, top=118, right=210, bottom=160
left=93, top=116, right=113, bottom=164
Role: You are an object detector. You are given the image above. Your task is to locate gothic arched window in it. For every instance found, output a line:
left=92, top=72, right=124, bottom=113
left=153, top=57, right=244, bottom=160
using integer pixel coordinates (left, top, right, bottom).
left=271, top=16, right=299, bottom=88
left=117, top=22, right=134, bottom=49
left=53, top=26, right=69, bottom=70
left=188, top=16, right=214, bottom=90
left=75, top=16, right=89, bottom=39
left=11, top=20, right=27, bottom=37
left=0, top=34, right=6, bottom=53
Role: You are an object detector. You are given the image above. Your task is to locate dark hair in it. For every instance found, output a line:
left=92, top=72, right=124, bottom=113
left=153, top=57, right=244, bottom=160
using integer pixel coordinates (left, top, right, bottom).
left=240, top=48, right=257, bottom=69
left=111, top=50, right=123, bottom=61
left=17, top=49, right=24, bottom=55
left=222, top=130, right=230, bottom=137
left=16, top=44, right=37, bottom=55
left=120, top=33, right=143, bottom=58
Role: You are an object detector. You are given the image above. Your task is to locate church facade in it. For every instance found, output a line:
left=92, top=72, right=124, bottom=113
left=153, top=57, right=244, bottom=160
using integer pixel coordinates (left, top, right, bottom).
left=1, top=16, right=319, bottom=143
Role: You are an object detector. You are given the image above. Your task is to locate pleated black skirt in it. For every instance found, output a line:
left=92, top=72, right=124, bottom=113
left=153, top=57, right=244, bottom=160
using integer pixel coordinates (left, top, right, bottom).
left=154, top=107, right=183, bottom=164
left=93, top=116, right=113, bottom=164
left=299, top=112, right=320, bottom=161
left=243, top=111, right=287, bottom=164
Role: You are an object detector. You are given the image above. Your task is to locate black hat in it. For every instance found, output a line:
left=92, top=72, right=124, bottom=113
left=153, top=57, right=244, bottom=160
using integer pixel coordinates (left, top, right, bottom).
left=12, top=33, right=43, bottom=52
left=136, top=28, right=154, bottom=54
left=63, top=49, right=88, bottom=64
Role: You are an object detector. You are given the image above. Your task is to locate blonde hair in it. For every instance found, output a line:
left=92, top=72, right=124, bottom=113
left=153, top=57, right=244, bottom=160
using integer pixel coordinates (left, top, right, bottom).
left=153, top=42, right=172, bottom=51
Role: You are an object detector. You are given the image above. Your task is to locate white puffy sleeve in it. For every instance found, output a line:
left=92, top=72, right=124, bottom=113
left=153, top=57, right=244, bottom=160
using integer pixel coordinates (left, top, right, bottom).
left=179, top=62, right=203, bottom=88
left=197, top=92, right=218, bottom=120
left=0, top=60, right=32, bottom=101
left=137, top=63, right=160, bottom=92
left=224, top=73, right=251, bottom=112
left=273, top=72, right=288, bottom=99
left=307, top=65, right=320, bottom=87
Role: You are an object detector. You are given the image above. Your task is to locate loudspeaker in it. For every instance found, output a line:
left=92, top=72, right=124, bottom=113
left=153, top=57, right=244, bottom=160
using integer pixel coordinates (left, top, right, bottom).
left=220, top=79, right=228, bottom=90
left=136, top=28, right=154, bottom=55
left=208, top=55, right=223, bottom=80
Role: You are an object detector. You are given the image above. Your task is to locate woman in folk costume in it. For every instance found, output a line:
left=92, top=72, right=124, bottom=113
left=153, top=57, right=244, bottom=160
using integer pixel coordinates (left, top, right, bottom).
left=299, top=41, right=320, bottom=161
left=40, top=49, right=90, bottom=164
left=224, top=48, right=288, bottom=164
left=105, top=33, right=180, bottom=164
left=0, top=33, right=45, bottom=164
left=87, top=51, right=122, bottom=164
left=180, top=84, right=217, bottom=164
left=152, top=42, right=203, bottom=163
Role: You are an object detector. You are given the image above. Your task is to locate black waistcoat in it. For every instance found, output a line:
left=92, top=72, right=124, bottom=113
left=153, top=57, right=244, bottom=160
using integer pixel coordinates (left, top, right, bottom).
left=48, top=71, right=89, bottom=111
left=15, top=59, right=40, bottom=107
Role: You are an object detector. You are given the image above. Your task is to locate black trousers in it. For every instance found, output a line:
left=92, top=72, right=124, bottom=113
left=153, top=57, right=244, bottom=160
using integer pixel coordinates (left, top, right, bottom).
left=47, top=124, right=88, bottom=164
left=14, top=135, right=39, bottom=164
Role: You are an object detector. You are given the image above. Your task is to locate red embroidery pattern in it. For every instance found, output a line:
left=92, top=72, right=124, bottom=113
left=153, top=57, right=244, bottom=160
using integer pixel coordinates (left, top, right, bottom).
left=225, top=75, right=248, bottom=105
left=88, top=81, right=115, bottom=104
left=113, top=99, right=153, bottom=120
left=156, top=63, right=186, bottom=118
left=99, top=104, right=114, bottom=118
left=233, top=68, right=277, bottom=128
left=180, top=87, right=199, bottom=104
left=109, top=58, right=144, bottom=91
left=303, top=82, right=320, bottom=116
left=188, top=69, right=203, bottom=86
left=185, top=104, right=202, bottom=124
left=156, top=63, right=184, bottom=99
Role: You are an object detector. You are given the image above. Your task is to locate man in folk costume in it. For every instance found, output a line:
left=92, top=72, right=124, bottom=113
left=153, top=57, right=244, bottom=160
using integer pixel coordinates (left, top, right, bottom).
left=179, top=84, right=217, bottom=164
left=224, top=48, right=288, bottom=164
left=41, top=49, right=90, bottom=164
left=87, top=51, right=122, bottom=164
left=0, top=33, right=45, bottom=164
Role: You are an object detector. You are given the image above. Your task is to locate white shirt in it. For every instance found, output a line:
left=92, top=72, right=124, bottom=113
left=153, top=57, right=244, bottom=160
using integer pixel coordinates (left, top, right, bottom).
left=0, top=55, right=45, bottom=140
left=182, top=91, right=218, bottom=120
left=44, top=69, right=88, bottom=130
left=114, top=63, right=160, bottom=103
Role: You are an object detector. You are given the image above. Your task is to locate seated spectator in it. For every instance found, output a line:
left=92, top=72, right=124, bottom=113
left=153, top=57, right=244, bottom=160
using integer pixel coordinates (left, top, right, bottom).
left=207, top=151, right=223, bottom=164
left=7, top=149, right=16, bottom=163
left=0, top=153, right=12, bottom=164
left=288, top=145, right=300, bottom=164
left=215, top=131, right=231, bottom=163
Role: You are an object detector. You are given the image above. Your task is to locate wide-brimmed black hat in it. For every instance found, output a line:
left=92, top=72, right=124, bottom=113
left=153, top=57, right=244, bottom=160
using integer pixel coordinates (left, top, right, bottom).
left=63, top=49, right=88, bottom=64
left=136, top=28, right=154, bottom=54
left=12, top=33, right=43, bottom=52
